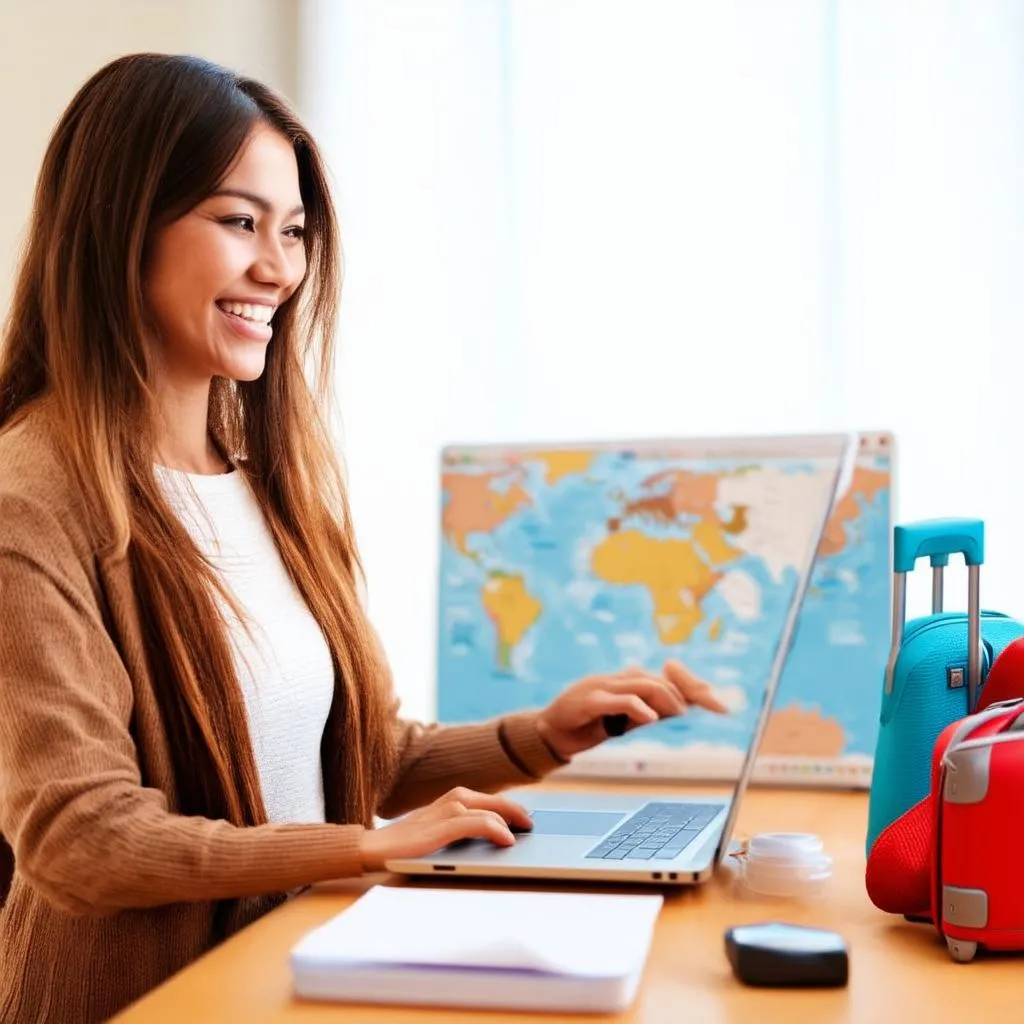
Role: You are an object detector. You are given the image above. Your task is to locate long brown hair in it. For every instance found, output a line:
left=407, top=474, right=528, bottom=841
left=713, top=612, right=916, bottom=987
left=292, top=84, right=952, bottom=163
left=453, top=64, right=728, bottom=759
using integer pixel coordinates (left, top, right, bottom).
left=0, top=53, right=396, bottom=828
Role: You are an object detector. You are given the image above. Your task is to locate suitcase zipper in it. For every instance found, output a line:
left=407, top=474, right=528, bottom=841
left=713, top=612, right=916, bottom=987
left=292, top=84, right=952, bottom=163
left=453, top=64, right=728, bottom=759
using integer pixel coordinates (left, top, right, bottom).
left=902, top=611, right=1010, bottom=648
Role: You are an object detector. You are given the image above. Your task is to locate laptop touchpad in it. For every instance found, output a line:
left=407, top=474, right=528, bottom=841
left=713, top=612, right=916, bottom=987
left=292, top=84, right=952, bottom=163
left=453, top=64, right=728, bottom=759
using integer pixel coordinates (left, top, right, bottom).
left=525, top=810, right=625, bottom=837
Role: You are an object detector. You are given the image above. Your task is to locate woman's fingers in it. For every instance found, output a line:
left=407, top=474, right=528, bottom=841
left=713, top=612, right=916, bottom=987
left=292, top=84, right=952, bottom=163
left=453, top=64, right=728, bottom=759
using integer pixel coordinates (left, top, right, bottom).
left=438, top=787, right=534, bottom=831
left=439, top=809, right=518, bottom=847
left=587, top=691, right=660, bottom=728
left=362, top=792, right=533, bottom=870
left=593, top=663, right=729, bottom=720
left=663, top=659, right=729, bottom=713
left=603, top=674, right=687, bottom=718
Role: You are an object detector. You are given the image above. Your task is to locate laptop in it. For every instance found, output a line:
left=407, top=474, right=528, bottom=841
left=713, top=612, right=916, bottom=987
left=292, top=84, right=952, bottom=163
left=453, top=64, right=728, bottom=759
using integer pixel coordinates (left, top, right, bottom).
left=386, top=432, right=856, bottom=887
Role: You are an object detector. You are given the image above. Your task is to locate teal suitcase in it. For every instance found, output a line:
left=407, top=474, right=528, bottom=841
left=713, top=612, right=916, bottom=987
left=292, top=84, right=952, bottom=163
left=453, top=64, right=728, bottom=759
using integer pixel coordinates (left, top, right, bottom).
left=866, top=518, right=1024, bottom=854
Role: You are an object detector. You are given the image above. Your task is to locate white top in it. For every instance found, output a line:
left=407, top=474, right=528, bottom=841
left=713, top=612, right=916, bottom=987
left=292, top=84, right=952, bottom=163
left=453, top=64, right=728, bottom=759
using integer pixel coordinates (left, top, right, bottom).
left=155, top=465, right=335, bottom=825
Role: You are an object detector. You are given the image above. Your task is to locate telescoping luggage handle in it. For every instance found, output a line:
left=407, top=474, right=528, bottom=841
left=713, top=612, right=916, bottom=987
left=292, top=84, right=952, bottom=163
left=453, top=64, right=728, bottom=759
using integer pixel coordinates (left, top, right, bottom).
left=884, top=518, right=984, bottom=710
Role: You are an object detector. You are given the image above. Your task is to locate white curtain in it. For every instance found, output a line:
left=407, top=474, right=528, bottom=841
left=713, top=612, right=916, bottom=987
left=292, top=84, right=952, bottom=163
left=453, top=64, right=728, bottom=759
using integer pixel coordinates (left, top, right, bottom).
left=298, top=0, right=1024, bottom=721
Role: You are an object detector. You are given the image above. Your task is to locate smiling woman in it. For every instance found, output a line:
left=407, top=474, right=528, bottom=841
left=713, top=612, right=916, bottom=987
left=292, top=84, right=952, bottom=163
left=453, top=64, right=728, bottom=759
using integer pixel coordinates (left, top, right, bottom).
left=143, top=125, right=309, bottom=474
left=144, top=129, right=307, bottom=437
left=0, top=52, right=723, bottom=1024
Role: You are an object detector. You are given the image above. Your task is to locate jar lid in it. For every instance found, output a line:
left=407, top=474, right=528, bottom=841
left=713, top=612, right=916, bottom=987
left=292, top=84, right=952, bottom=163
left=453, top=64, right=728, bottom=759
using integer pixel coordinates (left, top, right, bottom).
left=741, top=832, right=833, bottom=898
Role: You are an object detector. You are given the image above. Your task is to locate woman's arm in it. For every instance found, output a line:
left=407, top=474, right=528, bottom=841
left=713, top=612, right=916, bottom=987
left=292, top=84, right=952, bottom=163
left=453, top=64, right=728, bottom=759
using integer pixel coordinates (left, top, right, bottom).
left=377, top=656, right=727, bottom=820
left=0, top=494, right=367, bottom=916
left=377, top=711, right=569, bottom=819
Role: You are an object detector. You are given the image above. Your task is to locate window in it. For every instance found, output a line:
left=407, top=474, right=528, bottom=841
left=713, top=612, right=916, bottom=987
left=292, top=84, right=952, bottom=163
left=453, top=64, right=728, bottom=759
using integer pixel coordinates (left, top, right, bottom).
left=300, top=1, right=1024, bottom=719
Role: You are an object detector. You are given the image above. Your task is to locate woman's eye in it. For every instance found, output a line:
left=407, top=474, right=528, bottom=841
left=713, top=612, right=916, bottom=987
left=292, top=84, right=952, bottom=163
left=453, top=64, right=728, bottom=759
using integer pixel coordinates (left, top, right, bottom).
left=284, top=226, right=306, bottom=240
left=222, top=216, right=255, bottom=232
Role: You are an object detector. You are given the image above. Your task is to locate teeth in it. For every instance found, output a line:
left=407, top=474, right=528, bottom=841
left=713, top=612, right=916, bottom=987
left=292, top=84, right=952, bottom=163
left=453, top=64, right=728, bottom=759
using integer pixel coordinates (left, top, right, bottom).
left=219, top=301, right=275, bottom=325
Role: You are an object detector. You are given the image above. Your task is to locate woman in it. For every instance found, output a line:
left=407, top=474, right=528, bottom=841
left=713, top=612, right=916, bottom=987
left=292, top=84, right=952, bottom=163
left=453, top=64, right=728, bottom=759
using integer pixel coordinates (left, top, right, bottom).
left=0, top=53, right=724, bottom=1023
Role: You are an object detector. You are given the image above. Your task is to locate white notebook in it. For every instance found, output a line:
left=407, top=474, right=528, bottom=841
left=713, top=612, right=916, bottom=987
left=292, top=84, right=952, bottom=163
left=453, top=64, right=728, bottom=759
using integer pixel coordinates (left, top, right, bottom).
left=290, top=885, right=664, bottom=1014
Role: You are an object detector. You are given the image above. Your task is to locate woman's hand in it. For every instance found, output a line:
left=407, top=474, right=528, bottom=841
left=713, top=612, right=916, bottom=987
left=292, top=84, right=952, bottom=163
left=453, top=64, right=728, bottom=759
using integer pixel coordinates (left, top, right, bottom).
left=359, top=787, right=533, bottom=872
left=535, top=659, right=728, bottom=761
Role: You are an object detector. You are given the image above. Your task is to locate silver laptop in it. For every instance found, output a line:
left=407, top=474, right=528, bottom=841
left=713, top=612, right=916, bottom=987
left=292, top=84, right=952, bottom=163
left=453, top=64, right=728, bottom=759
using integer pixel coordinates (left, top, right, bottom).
left=387, top=433, right=856, bottom=887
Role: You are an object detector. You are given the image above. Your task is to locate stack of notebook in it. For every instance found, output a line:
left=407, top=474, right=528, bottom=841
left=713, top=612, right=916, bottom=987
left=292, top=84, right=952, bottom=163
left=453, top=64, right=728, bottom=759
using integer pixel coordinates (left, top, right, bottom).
left=290, top=885, right=664, bottom=1013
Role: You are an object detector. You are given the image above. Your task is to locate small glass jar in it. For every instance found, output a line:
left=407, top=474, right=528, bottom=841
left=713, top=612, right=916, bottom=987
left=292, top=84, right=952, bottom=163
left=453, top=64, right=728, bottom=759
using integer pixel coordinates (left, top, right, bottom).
left=738, top=832, right=833, bottom=898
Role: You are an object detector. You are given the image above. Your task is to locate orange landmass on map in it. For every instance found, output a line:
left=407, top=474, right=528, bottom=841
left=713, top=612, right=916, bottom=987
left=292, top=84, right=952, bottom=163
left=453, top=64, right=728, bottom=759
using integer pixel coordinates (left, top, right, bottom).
left=721, top=505, right=748, bottom=535
left=759, top=705, right=846, bottom=758
left=623, top=469, right=721, bottom=524
left=591, top=529, right=721, bottom=644
left=525, top=450, right=596, bottom=486
left=442, top=472, right=531, bottom=555
left=691, top=517, right=741, bottom=567
left=819, top=467, right=888, bottom=557
left=481, top=571, right=543, bottom=670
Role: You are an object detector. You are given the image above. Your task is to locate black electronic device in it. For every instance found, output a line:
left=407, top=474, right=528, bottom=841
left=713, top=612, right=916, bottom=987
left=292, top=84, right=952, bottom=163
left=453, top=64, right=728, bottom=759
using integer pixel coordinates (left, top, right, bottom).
left=602, top=714, right=629, bottom=737
left=724, top=922, right=848, bottom=988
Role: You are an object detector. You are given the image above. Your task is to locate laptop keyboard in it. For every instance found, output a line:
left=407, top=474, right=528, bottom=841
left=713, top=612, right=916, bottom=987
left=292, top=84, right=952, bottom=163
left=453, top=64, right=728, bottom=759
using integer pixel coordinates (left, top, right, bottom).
left=584, top=802, right=724, bottom=861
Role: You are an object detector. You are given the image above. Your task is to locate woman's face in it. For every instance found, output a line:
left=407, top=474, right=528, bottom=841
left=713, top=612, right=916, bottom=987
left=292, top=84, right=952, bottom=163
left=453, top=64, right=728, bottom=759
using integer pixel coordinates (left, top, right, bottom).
left=143, top=125, right=307, bottom=388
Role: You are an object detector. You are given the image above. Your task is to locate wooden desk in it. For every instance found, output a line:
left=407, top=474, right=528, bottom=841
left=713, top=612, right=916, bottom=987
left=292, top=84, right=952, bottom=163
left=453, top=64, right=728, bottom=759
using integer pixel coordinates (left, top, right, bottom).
left=111, top=781, right=1020, bottom=1023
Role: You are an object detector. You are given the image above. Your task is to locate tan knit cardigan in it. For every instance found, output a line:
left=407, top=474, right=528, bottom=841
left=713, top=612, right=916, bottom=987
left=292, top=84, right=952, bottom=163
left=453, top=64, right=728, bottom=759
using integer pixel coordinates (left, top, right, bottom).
left=0, top=405, right=563, bottom=1024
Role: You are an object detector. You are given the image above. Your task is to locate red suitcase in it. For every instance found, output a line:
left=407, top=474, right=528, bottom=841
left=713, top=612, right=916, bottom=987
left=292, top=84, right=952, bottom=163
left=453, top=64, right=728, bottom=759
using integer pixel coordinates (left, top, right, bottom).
left=865, top=638, right=1024, bottom=921
left=930, top=697, right=1024, bottom=962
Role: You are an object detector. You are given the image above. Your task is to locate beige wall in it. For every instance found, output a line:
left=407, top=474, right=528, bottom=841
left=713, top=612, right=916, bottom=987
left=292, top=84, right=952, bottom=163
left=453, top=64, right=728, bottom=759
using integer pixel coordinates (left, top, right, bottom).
left=0, top=0, right=299, bottom=316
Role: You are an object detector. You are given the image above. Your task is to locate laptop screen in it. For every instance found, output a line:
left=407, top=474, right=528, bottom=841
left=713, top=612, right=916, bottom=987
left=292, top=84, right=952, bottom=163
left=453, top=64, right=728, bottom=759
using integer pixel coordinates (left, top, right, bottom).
left=707, top=432, right=857, bottom=862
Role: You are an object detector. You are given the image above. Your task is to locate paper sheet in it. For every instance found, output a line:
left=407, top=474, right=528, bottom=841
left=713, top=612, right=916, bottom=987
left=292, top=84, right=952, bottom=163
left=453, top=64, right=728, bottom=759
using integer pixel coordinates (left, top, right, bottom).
left=292, top=886, right=664, bottom=979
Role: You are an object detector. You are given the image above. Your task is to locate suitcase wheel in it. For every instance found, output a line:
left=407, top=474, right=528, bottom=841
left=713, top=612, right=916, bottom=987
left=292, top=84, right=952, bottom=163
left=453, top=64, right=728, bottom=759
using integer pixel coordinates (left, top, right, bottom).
left=946, top=937, right=978, bottom=963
